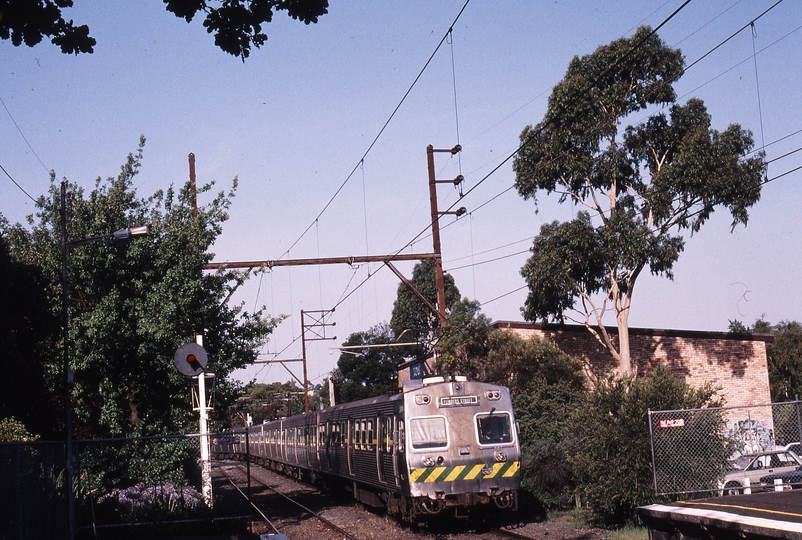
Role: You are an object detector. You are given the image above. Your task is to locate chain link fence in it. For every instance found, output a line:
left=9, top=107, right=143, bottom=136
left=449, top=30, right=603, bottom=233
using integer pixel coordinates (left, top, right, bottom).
left=1, top=434, right=250, bottom=540
left=0, top=441, right=68, bottom=540
left=649, top=401, right=802, bottom=497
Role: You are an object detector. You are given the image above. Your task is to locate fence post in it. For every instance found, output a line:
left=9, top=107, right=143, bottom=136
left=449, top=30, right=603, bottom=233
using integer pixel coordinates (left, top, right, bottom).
left=245, top=429, right=252, bottom=532
left=648, top=409, right=659, bottom=497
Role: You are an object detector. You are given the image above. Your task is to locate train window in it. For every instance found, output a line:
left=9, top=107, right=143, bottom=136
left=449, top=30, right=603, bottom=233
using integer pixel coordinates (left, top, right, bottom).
left=477, top=413, right=512, bottom=445
left=348, top=420, right=355, bottom=449
left=409, top=417, right=448, bottom=449
left=367, top=419, right=374, bottom=451
left=319, top=424, right=326, bottom=447
left=382, top=417, right=394, bottom=453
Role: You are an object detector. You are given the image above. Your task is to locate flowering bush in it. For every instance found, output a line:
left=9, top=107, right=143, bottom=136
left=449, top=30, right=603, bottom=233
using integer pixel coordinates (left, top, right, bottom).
left=98, top=483, right=204, bottom=521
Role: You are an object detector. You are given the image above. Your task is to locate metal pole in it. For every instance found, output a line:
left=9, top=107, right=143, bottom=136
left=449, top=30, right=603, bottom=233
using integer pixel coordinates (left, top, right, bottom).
left=196, top=336, right=213, bottom=506
left=245, top=428, right=252, bottom=532
left=60, top=181, right=75, bottom=540
left=301, top=311, right=309, bottom=413
left=647, top=408, right=659, bottom=496
left=789, top=394, right=802, bottom=450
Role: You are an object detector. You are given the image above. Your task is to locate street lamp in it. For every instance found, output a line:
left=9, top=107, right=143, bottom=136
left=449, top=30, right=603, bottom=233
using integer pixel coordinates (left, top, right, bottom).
left=60, top=181, right=148, bottom=539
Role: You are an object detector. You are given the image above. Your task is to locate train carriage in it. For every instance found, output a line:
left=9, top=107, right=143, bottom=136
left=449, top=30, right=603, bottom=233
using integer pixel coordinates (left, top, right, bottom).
left=213, top=375, right=519, bottom=520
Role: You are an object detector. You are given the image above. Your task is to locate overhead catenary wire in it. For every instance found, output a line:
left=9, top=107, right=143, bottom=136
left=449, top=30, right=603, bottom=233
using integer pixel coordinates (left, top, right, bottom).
left=330, top=2, right=731, bottom=308
left=268, top=0, right=801, bottom=366
left=1, top=95, right=50, bottom=175
left=0, top=162, right=38, bottom=203
left=273, top=0, right=473, bottom=263
left=332, top=0, right=800, bottom=320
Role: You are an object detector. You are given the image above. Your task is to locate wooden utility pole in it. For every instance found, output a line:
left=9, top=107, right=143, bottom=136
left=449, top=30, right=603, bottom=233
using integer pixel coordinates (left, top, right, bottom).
left=189, top=153, right=197, bottom=219
left=427, top=144, right=466, bottom=328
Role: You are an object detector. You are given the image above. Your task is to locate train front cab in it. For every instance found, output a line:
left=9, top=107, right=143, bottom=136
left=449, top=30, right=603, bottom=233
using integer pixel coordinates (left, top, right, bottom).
left=402, top=376, right=520, bottom=516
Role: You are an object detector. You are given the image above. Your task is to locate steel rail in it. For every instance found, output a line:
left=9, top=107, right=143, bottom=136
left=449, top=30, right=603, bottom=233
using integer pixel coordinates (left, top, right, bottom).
left=223, top=463, right=361, bottom=540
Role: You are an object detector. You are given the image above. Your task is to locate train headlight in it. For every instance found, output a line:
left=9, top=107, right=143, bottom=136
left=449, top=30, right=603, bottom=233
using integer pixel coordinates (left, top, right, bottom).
left=414, top=394, right=431, bottom=405
left=485, top=390, right=501, bottom=401
left=495, top=451, right=507, bottom=462
left=422, top=456, right=435, bottom=467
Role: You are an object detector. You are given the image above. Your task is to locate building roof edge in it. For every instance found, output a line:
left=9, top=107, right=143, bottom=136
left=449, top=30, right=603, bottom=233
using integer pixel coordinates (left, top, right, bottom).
left=492, top=320, right=774, bottom=343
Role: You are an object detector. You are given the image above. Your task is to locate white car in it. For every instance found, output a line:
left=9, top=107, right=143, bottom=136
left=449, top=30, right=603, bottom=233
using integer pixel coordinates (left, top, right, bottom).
left=722, top=450, right=802, bottom=495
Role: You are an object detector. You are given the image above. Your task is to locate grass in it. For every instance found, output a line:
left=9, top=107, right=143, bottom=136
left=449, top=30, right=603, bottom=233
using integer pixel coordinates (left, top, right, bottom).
left=608, top=525, right=649, bottom=540
left=545, top=509, right=649, bottom=540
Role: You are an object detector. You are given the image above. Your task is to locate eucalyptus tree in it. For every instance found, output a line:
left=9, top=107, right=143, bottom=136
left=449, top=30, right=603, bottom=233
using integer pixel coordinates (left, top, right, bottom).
left=5, top=137, right=277, bottom=437
left=514, top=26, right=766, bottom=375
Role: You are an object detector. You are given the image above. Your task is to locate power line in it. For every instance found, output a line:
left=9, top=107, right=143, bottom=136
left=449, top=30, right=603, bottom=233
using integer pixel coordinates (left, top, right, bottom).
left=0, top=163, right=37, bottom=203
left=1, top=95, right=50, bottom=175
left=275, top=0, right=473, bottom=263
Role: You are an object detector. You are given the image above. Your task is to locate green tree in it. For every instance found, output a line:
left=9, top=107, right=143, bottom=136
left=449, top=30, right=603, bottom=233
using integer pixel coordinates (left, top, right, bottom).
left=514, top=26, right=766, bottom=375
left=0, top=226, right=60, bottom=438
left=5, top=137, right=278, bottom=438
left=1, top=0, right=328, bottom=59
left=389, top=259, right=461, bottom=338
left=331, top=323, right=408, bottom=404
left=730, top=318, right=802, bottom=402
left=565, top=366, right=727, bottom=526
left=0, top=417, right=39, bottom=442
left=231, top=381, right=304, bottom=424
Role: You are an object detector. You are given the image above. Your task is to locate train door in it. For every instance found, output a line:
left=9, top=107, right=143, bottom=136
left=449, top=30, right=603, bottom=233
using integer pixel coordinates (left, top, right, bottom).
left=316, top=415, right=324, bottom=470
left=374, top=416, right=384, bottom=483
left=278, top=420, right=287, bottom=462
left=347, top=418, right=354, bottom=475
left=395, top=415, right=406, bottom=487
left=307, top=424, right=316, bottom=468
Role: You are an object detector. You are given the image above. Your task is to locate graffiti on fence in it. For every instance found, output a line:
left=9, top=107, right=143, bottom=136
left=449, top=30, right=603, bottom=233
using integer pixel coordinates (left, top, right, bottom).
left=726, top=417, right=774, bottom=456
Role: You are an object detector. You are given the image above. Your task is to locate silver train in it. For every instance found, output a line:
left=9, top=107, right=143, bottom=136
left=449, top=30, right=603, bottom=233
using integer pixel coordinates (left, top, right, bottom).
left=212, top=375, right=520, bottom=520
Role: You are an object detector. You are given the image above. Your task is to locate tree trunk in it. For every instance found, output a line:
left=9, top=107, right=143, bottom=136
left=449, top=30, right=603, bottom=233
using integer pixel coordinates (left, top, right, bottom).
left=617, top=310, right=632, bottom=376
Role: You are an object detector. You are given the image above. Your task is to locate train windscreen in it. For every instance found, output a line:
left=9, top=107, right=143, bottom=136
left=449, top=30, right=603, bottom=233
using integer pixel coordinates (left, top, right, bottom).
left=477, top=413, right=512, bottom=445
left=409, top=417, right=448, bottom=449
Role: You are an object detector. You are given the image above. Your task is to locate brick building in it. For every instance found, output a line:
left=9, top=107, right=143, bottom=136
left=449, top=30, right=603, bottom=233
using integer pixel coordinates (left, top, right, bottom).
left=493, top=321, right=773, bottom=409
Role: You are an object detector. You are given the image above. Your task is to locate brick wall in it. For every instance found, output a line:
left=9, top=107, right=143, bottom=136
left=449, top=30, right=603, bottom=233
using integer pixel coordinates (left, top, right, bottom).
left=494, top=321, right=773, bottom=408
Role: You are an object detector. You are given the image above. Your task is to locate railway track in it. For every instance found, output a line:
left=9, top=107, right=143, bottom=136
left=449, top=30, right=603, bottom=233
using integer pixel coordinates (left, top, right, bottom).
left=217, top=462, right=362, bottom=539
left=213, top=459, right=609, bottom=540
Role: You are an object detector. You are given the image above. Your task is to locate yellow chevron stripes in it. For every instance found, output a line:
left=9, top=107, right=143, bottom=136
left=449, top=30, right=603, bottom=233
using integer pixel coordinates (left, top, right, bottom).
left=501, top=460, right=520, bottom=478
left=410, top=461, right=520, bottom=483
left=444, top=465, right=466, bottom=482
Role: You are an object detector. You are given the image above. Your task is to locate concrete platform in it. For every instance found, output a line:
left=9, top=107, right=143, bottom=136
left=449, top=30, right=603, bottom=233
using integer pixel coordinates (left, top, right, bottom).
left=638, top=490, right=802, bottom=539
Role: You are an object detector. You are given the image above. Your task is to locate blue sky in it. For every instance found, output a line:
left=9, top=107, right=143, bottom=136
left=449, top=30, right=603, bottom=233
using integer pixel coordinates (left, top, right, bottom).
left=2, top=1, right=801, bottom=386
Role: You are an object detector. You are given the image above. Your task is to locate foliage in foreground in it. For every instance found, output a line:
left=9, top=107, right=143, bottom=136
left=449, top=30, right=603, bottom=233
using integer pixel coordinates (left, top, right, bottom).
left=4, top=138, right=278, bottom=439
left=1, top=0, right=329, bottom=59
left=0, top=417, right=40, bottom=442
left=564, top=366, right=726, bottom=526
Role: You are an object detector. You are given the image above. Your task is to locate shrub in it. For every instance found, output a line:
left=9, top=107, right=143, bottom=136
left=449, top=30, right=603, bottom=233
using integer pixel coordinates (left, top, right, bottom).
left=564, top=366, right=725, bottom=526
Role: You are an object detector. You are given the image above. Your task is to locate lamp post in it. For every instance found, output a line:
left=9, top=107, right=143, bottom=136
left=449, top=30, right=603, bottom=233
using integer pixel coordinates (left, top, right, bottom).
left=60, top=181, right=148, bottom=539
